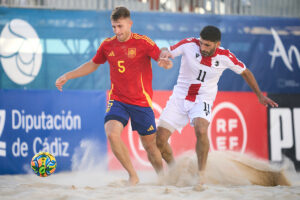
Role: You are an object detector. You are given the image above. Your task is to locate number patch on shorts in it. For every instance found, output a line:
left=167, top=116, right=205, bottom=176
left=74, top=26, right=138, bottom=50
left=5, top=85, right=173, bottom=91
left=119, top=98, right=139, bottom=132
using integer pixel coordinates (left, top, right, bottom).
left=203, top=102, right=210, bottom=116
left=106, top=100, right=114, bottom=113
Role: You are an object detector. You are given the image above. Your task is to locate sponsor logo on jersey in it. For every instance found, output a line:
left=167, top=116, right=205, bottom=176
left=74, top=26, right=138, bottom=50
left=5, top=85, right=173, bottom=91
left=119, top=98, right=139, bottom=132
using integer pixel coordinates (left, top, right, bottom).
left=214, top=60, right=219, bottom=67
left=108, top=51, right=115, bottom=57
left=147, top=125, right=154, bottom=132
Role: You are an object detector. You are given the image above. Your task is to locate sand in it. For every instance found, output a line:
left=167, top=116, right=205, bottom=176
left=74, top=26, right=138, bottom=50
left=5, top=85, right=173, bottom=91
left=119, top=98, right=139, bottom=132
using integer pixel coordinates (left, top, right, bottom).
left=1, top=151, right=300, bottom=200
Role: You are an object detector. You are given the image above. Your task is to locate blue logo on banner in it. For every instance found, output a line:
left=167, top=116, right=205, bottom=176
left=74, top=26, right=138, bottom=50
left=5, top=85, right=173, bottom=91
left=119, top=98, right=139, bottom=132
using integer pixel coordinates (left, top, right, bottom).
left=0, top=19, right=43, bottom=85
left=0, top=110, right=6, bottom=157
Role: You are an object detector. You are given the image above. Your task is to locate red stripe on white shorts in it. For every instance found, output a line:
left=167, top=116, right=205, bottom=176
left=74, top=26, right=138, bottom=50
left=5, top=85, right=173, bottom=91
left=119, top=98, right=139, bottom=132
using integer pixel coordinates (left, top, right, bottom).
left=185, top=84, right=201, bottom=102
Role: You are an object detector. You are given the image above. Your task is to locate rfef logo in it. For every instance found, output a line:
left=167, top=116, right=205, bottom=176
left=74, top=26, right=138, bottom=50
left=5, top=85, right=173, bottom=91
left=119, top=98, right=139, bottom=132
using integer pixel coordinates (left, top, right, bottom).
left=0, top=19, right=42, bottom=85
left=0, top=110, right=6, bottom=157
left=208, top=102, right=247, bottom=153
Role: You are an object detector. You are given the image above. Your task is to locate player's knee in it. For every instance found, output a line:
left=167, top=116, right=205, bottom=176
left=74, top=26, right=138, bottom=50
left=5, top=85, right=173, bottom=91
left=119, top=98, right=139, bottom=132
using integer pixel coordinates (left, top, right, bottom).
left=106, top=132, right=120, bottom=143
left=156, top=137, right=164, bottom=150
left=195, top=128, right=208, bottom=139
left=195, top=130, right=209, bottom=147
left=156, top=130, right=168, bottom=150
left=196, top=128, right=207, bottom=136
left=143, top=141, right=156, bottom=153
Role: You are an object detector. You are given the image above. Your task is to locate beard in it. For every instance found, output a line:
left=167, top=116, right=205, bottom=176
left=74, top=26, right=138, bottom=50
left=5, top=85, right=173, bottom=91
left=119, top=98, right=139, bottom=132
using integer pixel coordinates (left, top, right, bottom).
left=200, top=48, right=215, bottom=57
left=116, top=31, right=131, bottom=42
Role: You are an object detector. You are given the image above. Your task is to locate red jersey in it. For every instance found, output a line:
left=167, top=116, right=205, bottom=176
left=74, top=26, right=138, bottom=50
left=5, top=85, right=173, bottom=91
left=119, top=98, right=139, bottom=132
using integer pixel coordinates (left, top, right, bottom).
left=92, top=33, right=160, bottom=107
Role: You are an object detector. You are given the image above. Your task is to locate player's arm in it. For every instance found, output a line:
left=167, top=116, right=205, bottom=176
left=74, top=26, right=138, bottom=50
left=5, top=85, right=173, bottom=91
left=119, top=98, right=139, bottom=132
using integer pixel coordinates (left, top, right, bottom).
left=158, top=47, right=173, bottom=69
left=55, top=60, right=100, bottom=91
left=241, top=68, right=278, bottom=107
left=158, top=39, right=188, bottom=69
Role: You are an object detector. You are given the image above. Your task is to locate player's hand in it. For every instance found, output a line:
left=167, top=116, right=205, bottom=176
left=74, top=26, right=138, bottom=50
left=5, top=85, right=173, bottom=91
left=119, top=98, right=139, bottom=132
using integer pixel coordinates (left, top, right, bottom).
left=258, top=94, right=278, bottom=107
left=159, top=48, right=173, bottom=69
left=158, top=58, right=173, bottom=69
left=55, top=75, right=68, bottom=92
left=159, top=48, right=174, bottom=59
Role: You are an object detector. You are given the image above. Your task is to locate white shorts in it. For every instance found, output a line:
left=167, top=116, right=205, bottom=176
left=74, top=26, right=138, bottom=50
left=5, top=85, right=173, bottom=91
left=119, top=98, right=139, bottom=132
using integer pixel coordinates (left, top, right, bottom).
left=158, top=94, right=213, bottom=133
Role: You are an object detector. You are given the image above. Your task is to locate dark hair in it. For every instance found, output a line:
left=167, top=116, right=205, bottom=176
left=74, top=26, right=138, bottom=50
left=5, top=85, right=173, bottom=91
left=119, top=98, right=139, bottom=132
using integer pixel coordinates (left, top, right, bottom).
left=200, top=26, right=221, bottom=42
left=111, top=7, right=131, bottom=21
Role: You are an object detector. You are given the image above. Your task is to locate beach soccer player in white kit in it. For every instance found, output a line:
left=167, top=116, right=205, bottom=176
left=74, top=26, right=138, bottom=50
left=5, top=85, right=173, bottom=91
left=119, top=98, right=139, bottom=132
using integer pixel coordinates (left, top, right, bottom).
left=156, top=25, right=278, bottom=189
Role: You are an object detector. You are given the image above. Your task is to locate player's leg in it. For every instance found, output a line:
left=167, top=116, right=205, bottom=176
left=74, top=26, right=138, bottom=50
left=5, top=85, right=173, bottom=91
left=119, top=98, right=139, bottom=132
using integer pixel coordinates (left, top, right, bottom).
left=128, top=105, right=163, bottom=175
left=140, top=133, right=164, bottom=175
left=157, top=95, right=188, bottom=166
left=156, top=125, right=175, bottom=165
left=104, top=101, right=139, bottom=185
left=193, top=117, right=210, bottom=183
left=188, top=100, right=212, bottom=189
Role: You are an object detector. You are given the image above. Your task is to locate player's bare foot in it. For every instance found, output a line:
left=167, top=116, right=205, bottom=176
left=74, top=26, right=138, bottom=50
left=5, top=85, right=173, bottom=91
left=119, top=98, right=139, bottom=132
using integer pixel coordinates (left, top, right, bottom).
left=107, top=178, right=139, bottom=187
left=193, top=184, right=206, bottom=191
left=129, top=175, right=139, bottom=186
left=193, top=171, right=206, bottom=191
left=157, top=171, right=166, bottom=186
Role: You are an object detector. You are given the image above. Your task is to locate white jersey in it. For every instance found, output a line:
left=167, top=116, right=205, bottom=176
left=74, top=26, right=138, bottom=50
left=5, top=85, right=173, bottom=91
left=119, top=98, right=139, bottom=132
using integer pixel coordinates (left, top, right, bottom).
left=170, top=38, right=246, bottom=103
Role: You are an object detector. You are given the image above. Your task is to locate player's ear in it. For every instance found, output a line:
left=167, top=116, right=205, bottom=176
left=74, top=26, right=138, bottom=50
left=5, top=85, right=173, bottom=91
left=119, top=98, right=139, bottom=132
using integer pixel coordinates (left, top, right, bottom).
left=127, top=18, right=133, bottom=26
left=216, top=41, right=221, bottom=48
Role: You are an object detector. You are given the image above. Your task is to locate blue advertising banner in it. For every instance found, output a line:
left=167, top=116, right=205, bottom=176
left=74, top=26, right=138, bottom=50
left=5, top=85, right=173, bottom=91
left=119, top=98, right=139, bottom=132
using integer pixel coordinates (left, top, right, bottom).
left=0, top=90, right=107, bottom=174
left=0, top=7, right=299, bottom=93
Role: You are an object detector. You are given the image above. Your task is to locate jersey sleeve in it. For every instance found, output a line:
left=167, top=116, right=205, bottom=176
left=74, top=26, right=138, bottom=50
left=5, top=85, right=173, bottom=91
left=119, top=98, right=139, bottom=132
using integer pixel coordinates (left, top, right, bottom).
left=169, top=39, right=185, bottom=58
left=143, top=36, right=160, bottom=61
left=226, top=50, right=246, bottom=74
left=169, top=38, right=199, bottom=58
left=148, top=43, right=161, bottom=61
left=92, top=42, right=107, bottom=64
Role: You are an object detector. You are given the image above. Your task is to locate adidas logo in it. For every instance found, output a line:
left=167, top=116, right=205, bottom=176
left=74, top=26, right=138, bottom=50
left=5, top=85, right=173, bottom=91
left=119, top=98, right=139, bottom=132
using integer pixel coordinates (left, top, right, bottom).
left=108, top=51, right=115, bottom=56
left=147, top=125, right=154, bottom=132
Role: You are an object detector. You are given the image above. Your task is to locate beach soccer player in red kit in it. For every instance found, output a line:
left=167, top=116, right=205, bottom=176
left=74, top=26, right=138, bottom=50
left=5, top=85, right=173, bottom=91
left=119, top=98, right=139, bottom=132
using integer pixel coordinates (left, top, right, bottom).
left=55, top=7, right=172, bottom=185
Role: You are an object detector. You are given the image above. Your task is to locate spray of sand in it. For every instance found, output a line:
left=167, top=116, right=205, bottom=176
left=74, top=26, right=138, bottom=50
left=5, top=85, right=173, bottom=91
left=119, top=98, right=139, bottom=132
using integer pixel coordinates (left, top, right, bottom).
left=164, top=151, right=297, bottom=187
left=71, top=139, right=108, bottom=171
left=70, top=140, right=298, bottom=187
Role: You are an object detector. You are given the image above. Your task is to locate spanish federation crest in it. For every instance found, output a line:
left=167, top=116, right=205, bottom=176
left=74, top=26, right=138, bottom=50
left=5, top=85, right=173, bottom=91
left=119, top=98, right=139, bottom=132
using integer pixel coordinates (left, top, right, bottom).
left=128, top=48, right=136, bottom=58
